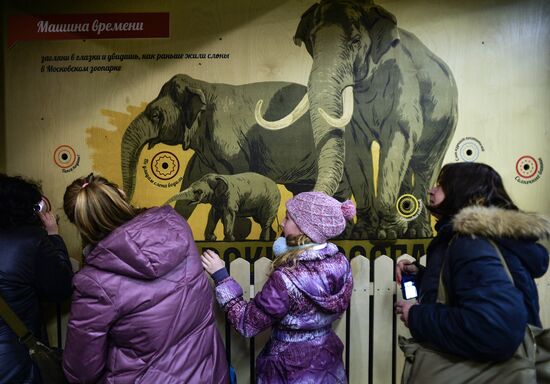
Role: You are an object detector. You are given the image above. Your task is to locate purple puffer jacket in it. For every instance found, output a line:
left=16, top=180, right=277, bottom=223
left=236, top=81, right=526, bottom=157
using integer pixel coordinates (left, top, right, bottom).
left=216, top=243, right=353, bottom=383
left=63, top=206, right=228, bottom=384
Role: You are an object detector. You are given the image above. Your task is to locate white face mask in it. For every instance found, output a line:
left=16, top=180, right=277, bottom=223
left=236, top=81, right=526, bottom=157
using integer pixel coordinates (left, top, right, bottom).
left=272, top=236, right=290, bottom=257
left=272, top=236, right=321, bottom=257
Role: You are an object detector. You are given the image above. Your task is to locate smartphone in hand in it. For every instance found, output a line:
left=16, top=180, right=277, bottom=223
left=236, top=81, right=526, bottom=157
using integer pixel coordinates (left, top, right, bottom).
left=34, top=196, right=51, bottom=213
left=401, top=273, right=418, bottom=300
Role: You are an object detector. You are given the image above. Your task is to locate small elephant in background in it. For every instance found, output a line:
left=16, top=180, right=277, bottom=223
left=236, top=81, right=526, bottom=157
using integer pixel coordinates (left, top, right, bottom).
left=165, top=172, right=281, bottom=241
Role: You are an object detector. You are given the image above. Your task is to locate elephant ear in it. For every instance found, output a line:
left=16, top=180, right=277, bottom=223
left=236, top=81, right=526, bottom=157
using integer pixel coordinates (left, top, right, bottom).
left=208, top=175, right=229, bottom=199
left=362, top=5, right=400, bottom=64
left=171, top=78, right=207, bottom=129
left=294, top=3, right=319, bottom=55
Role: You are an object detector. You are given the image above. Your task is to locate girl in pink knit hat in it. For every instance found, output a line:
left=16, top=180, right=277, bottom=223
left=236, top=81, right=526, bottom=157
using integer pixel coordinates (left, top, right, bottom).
left=202, top=191, right=356, bottom=383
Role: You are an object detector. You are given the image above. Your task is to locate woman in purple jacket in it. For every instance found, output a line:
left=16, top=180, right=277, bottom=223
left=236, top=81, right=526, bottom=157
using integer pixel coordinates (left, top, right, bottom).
left=62, top=173, right=228, bottom=383
left=202, top=191, right=355, bottom=383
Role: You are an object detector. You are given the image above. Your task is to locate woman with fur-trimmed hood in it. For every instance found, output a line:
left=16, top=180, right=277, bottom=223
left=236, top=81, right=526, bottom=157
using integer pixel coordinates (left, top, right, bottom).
left=394, top=162, right=549, bottom=361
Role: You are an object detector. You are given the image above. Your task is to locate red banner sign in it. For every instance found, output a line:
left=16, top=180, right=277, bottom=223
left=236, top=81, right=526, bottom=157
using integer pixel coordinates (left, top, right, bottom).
left=8, top=13, right=169, bottom=47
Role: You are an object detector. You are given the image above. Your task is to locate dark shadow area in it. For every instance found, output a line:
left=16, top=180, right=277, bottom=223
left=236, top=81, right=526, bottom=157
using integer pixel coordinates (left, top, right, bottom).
left=0, top=3, right=6, bottom=172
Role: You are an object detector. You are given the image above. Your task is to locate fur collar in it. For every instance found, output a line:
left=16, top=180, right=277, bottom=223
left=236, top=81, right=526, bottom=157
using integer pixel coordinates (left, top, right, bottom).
left=452, top=206, right=550, bottom=239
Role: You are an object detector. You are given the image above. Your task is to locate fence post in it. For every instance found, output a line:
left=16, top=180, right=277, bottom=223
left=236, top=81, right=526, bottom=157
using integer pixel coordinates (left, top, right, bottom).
left=372, top=255, right=394, bottom=384
left=229, top=258, right=252, bottom=384
left=253, top=258, right=273, bottom=365
left=349, top=255, right=370, bottom=383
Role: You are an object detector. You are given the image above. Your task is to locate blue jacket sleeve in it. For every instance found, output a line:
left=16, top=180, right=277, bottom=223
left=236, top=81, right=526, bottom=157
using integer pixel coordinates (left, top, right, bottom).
left=408, top=236, right=527, bottom=361
left=35, top=234, right=74, bottom=301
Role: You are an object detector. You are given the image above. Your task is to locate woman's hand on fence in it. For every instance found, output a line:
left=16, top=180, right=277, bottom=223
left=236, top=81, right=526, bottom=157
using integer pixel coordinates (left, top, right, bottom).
left=394, top=300, right=417, bottom=327
left=396, top=260, right=419, bottom=285
left=201, top=249, right=226, bottom=275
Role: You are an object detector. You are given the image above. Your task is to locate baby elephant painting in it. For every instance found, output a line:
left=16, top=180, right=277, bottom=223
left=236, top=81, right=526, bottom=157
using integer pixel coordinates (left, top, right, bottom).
left=165, top=172, right=281, bottom=241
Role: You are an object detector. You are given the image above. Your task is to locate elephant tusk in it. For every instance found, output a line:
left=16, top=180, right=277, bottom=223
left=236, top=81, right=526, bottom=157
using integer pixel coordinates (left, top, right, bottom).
left=255, top=93, right=310, bottom=130
left=318, top=86, right=354, bottom=128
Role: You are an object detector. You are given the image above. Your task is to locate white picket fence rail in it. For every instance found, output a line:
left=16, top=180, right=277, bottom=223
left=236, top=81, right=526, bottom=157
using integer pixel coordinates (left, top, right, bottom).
left=214, top=254, right=550, bottom=384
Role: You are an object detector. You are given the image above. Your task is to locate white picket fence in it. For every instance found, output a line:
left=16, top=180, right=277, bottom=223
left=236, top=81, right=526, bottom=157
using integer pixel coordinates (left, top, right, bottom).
left=215, top=254, right=550, bottom=384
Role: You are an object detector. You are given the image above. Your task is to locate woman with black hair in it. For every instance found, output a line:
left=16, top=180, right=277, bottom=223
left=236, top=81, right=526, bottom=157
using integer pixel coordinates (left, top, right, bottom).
left=0, top=174, right=73, bottom=383
left=394, top=162, right=549, bottom=361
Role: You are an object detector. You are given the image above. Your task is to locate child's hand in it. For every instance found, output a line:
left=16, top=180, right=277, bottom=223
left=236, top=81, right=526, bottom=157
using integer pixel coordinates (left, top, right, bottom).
left=201, top=249, right=225, bottom=275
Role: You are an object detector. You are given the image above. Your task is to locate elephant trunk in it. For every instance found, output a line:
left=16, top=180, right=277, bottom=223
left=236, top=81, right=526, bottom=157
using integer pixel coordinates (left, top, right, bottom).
left=121, top=113, right=158, bottom=200
left=308, top=45, right=355, bottom=195
left=164, top=188, right=194, bottom=206
left=318, top=86, right=354, bottom=127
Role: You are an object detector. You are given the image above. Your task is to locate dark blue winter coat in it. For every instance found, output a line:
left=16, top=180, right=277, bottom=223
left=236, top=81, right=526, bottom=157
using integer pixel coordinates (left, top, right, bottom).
left=408, top=206, right=549, bottom=362
left=0, top=226, right=73, bottom=383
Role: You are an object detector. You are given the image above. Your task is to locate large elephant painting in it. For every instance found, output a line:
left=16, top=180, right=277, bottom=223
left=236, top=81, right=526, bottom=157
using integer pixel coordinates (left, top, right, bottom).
left=120, top=74, right=352, bottom=238
left=121, top=0, right=457, bottom=241
left=256, top=0, right=458, bottom=239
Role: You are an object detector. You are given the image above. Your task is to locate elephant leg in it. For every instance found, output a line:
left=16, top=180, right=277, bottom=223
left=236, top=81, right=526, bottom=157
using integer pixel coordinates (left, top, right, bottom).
left=174, top=154, right=215, bottom=218
left=221, top=209, right=236, bottom=242
left=396, top=166, right=429, bottom=238
left=404, top=154, right=442, bottom=239
left=205, top=207, right=220, bottom=241
left=256, top=204, right=279, bottom=241
left=344, top=137, right=377, bottom=240
left=232, top=218, right=252, bottom=241
left=405, top=174, right=434, bottom=238
left=375, top=131, right=414, bottom=239
left=259, top=221, right=276, bottom=241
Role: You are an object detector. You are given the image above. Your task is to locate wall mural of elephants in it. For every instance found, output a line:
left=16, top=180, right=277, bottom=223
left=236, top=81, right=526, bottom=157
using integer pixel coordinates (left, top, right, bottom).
left=120, top=74, right=352, bottom=239
left=120, top=0, right=457, bottom=241
left=256, top=0, right=458, bottom=239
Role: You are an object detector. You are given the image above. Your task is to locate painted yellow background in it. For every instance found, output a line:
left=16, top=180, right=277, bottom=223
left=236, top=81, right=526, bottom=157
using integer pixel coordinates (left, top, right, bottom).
left=2, top=0, right=549, bottom=259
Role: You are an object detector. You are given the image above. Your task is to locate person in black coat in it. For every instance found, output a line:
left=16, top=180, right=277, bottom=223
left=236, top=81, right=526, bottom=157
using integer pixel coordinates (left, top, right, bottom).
left=0, top=174, right=74, bottom=383
left=395, top=163, right=549, bottom=361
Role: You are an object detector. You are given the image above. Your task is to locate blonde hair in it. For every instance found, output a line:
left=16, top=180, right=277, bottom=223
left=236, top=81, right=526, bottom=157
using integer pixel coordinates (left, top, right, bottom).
left=63, top=173, right=143, bottom=246
left=270, top=234, right=313, bottom=273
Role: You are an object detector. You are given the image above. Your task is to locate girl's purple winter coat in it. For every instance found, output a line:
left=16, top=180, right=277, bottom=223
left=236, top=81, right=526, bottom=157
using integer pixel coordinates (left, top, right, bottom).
left=216, top=242, right=353, bottom=383
left=62, top=206, right=228, bottom=383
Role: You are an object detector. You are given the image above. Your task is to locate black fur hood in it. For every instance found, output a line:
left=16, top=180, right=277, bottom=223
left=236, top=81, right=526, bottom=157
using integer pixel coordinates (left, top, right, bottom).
left=452, top=206, right=550, bottom=240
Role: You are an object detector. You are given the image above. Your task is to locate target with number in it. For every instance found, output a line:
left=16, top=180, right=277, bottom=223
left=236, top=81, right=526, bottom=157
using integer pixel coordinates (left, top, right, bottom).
left=150, top=151, right=180, bottom=180
left=53, top=145, right=77, bottom=169
left=396, top=194, right=420, bottom=219
left=515, top=155, right=539, bottom=179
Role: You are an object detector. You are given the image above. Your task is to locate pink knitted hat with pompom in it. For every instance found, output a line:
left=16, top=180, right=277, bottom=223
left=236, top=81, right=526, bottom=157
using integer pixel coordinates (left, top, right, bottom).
left=286, top=191, right=356, bottom=243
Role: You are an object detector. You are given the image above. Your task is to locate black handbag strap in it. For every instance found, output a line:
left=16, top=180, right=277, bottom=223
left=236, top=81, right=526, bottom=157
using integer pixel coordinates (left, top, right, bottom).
left=437, top=237, right=514, bottom=304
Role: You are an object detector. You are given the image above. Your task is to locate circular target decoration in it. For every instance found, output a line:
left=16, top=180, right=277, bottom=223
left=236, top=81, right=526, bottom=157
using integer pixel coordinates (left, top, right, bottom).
left=150, top=151, right=180, bottom=180
left=515, top=155, right=538, bottom=179
left=53, top=145, right=77, bottom=169
left=458, top=139, right=481, bottom=162
left=396, top=194, right=420, bottom=219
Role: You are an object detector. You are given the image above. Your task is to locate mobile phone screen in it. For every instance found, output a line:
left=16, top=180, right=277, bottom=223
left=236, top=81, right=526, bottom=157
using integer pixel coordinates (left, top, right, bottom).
left=403, top=281, right=418, bottom=300
left=401, top=273, right=418, bottom=300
